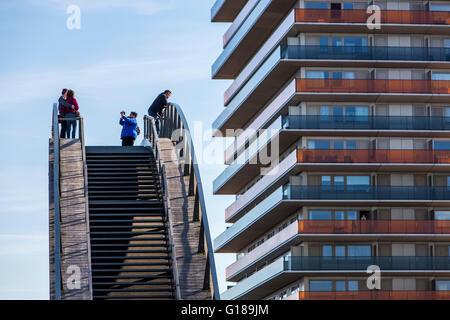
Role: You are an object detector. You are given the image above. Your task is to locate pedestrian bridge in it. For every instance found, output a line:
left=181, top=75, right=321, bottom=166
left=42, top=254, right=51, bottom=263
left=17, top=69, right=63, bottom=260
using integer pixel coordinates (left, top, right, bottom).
left=48, top=103, right=219, bottom=299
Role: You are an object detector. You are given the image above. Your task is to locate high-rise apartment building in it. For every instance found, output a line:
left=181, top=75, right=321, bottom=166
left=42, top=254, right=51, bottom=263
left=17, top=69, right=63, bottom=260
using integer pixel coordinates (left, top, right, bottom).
left=211, top=0, right=450, bottom=300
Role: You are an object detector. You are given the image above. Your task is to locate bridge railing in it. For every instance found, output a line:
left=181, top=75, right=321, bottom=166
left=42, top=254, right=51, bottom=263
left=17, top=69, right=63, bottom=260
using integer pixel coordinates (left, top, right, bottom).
left=51, top=103, right=93, bottom=299
left=143, top=103, right=220, bottom=300
left=144, top=116, right=182, bottom=299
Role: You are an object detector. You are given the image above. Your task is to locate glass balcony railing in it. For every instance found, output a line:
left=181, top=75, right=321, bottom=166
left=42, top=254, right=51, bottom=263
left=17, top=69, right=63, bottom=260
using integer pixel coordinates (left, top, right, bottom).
left=298, top=220, right=450, bottom=234
left=297, top=149, right=450, bottom=164
left=295, top=8, right=450, bottom=25
left=213, top=117, right=283, bottom=194
left=286, top=290, right=450, bottom=300
left=282, top=185, right=450, bottom=201
left=281, top=45, right=450, bottom=62
left=284, top=256, right=450, bottom=271
left=212, top=0, right=272, bottom=77
left=296, top=78, right=450, bottom=94
left=282, top=115, right=450, bottom=130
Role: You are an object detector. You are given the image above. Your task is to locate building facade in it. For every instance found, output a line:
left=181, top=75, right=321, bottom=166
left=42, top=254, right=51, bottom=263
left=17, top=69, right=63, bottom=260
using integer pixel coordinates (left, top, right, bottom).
left=211, top=0, right=450, bottom=300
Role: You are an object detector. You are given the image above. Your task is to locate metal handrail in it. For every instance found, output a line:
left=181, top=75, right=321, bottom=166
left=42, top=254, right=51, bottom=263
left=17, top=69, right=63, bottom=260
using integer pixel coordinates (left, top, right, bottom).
left=144, top=117, right=182, bottom=299
left=51, top=103, right=62, bottom=300
left=51, top=104, right=93, bottom=299
left=143, top=103, right=220, bottom=300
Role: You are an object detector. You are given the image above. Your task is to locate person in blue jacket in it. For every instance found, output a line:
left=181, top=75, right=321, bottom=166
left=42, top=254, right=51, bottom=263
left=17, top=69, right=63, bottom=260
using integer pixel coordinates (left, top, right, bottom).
left=120, top=111, right=138, bottom=146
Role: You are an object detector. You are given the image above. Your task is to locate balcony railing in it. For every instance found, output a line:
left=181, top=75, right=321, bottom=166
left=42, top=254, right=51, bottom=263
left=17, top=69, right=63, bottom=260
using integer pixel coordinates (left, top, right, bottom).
left=297, top=149, right=450, bottom=164
left=295, top=8, right=450, bottom=25
left=283, top=185, right=450, bottom=201
left=283, top=115, right=450, bottom=130
left=298, top=220, right=450, bottom=234
left=284, top=256, right=450, bottom=271
left=285, top=290, right=450, bottom=300
left=226, top=219, right=450, bottom=281
left=281, top=45, right=450, bottom=62
left=296, top=78, right=450, bottom=94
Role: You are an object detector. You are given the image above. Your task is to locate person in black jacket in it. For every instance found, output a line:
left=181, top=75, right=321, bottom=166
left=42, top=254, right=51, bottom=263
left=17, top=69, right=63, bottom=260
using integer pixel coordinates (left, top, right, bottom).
left=148, top=90, right=171, bottom=134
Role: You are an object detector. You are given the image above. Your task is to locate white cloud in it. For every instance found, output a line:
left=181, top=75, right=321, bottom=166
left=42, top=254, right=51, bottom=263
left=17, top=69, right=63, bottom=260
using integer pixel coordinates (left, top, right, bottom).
left=0, top=54, right=209, bottom=108
left=27, top=0, right=174, bottom=16
left=0, top=236, right=47, bottom=256
left=0, top=234, right=46, bottom=241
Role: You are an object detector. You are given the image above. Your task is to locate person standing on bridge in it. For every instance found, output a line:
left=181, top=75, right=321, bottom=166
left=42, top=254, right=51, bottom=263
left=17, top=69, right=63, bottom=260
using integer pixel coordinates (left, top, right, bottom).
left=65, top=90, right=80, bottom=139
left=148, top=90, right=172, bottom=135
left=120, top=111, right=139, bottom=146
left=58, top=88, right=75, bottom=138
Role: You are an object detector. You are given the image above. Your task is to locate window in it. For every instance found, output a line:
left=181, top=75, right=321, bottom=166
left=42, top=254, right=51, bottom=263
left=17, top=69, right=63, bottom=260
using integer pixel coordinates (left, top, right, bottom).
left=307, top=71, right=328, bottom=79
left=434, top=141, right=450, bottom=150
left=348, top=211, right=358, bottom=220
left=334, top=141, right=344, bottom=149
left=310, top=281, right=333, bottom=292
left=430, top=3, right=450, bottom=12
left=322, top=245, right=333, bottom=257
left=332, top=71, right=343, bottom=79
left=308, top=140, right=331, bottom=149
left=344, top=37, right=367, bottom=47
left=320, top=106, right=330, bottom=116
left=445, top=39, right=450, bottom=48
left=436, top=280, right=450, bottom=291
left=334, top=211, right=345, bottom=220
left=336, top=281, right=346, bottom=291
left=309, top=210, right=332, bottom=220
left=319, top=36, right=328, bottom=47
left=432, top=72, right=450, bottom=81
left=344, top=72, right=355, bottom=79
left=334, top=176, right=345, bottom=188
left=346, top=106, right=369, bottom=117
left=335, top=246, right=346, bottom=257
left=333, top=106, right=344, bottom=117
left=348, top=281, right=359, bottom=291
left=305, top=1, right=328, bottom=9
left=343, top=3, right=354, bottom=10
left=346, top=141, right=357, bottom=149
left=332, top=37, right=343, bottom=47
left=322, top=176, right=332, bottom=186
left=347, top=176, right=370, bottom=185
left=435, top=211, right=450, bottom=220
left=348, top=245, right=371, bottom=256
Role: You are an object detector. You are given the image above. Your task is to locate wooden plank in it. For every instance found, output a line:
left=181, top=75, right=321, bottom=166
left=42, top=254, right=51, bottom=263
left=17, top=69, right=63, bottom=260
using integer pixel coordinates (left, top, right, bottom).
left=159, top=138, right=212, bottom=300
left=49, top=138, right=91, bottom=299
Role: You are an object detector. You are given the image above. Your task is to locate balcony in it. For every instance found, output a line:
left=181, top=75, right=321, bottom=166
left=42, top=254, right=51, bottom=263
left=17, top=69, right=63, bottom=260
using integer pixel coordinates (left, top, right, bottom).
left=297, top=149, right=450, bottom=165
left=296, top=78, right=450, bottom=95
left=221, top=255, right=450, bottom=300
left=284, top=185, right=450, bottom=202
left=211, top=0, right=248, bottom=22
left=284, top=115, right=450, bottom=131
left=298, top=220, right=450, bottom=235
left=213, top=69, right=450, bottom=135
left=284, top=290, right=450, bottom=300
left=212, top=0, right=296, bottom=78
left=225, top=220, right=450, bottom=282
left=213, top=7, right=450, bottom=78
left=284, top=256, right=450, bottom=272
left=219, top=147, right=450, bottom=217
left=216, top=185, right=450, bottom=253
left=224, top=92, right=450, bottom=165
left=295, top=9, right=450, bottom=26
left=223, top=46, right=449, bottom=111
left=281, top=45, right=450, bottom=63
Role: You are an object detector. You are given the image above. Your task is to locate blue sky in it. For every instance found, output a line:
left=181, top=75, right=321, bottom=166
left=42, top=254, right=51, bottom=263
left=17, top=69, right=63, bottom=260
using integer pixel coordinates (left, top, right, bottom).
left=0, top=0, right=235, bottom=299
